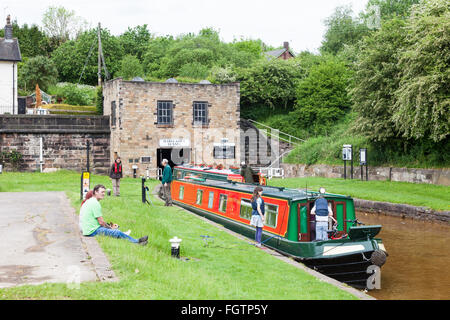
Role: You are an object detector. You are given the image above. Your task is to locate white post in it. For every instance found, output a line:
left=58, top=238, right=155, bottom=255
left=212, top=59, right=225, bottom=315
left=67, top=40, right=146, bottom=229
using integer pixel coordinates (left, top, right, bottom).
left=39, top=137, right=43, bottom=172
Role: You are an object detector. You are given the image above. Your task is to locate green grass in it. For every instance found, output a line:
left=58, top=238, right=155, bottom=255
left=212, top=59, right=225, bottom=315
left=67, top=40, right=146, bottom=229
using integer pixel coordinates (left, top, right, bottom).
left=0, top=171, right=357, bottom=300
left=268, top=177, right=450, bottom=212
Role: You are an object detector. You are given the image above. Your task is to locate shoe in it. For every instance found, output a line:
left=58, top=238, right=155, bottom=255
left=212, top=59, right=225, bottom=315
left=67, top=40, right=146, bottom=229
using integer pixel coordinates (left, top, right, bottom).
left=138, top=235, right=148, bottom=245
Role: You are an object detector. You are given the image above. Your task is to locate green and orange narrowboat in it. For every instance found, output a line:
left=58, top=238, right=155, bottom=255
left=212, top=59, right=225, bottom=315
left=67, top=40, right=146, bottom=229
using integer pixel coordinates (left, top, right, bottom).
left=170, top=165, right=388, bottom=290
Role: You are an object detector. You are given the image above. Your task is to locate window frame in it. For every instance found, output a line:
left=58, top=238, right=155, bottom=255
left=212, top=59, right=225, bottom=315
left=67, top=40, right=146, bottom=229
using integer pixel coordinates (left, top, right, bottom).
left=196, top=189, right=204, bottom=205
left=239, top=198, right=253, bottom=221
left=218, top=194, right=228, bottom=213
left=264, top=203, right=279, bottom=228
left=193, top=101, right=208, bottom=126
left=157, top=100, right=173, bottom=125
left=179, top=185, right=184, bottom=200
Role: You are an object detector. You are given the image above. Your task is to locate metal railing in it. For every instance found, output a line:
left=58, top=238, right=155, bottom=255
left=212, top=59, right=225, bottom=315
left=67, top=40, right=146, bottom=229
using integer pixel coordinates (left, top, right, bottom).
left=245, top=118, right=306, bottom=146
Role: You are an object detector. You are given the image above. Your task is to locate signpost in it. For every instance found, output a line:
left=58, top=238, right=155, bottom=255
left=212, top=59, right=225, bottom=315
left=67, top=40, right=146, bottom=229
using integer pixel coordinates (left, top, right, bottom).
left=359, top=148, right=368, bottom=181
left=342, top=144, right=353, bottom=179
left=80, top=171, right=90, bottom=200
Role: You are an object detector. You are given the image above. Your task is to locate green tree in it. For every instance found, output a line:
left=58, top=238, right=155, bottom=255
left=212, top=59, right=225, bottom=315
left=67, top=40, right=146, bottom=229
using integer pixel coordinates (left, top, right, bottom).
left=238, top=59, right=303, bottom=110
left=320, top=5, right=370, bottom=55
left=118, top=25, right=152, bottom=62
left=117, top=54, right=144, bottom=80
left=18, top=55, right=58, bottom=92
left=292, top=57, right=352, bottom=136
left=364, top=0, right=421, bottom=22
left=350, top=18, right=407, bottom=142
left=392, top=0, right=450, bottom=142
left=51, top=28, right=124, bottom=85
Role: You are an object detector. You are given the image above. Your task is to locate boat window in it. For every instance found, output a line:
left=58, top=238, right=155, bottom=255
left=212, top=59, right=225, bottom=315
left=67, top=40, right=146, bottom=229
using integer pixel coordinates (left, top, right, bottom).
left=219, top=194, right=228, bottom=213
left=179, top=186, right=184, bottom=200
left=239, top=199, right=252, bottom=220
left=264, top=203, right=278, bottom=228
left=208, top=191, right=214, bottom=208
left=176, top=170, right=183, bottom=179
left=196, top=189, right=203, bottom=205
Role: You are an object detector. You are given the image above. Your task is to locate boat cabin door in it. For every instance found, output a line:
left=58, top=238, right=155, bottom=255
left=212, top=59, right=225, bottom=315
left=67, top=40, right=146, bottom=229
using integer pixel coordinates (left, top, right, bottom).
left=297, top=202, right=314, bottom=242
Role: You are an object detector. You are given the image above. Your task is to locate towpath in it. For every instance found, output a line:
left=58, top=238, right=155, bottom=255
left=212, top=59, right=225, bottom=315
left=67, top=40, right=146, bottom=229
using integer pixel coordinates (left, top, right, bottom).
left=0, top=192, right=115, bottom=289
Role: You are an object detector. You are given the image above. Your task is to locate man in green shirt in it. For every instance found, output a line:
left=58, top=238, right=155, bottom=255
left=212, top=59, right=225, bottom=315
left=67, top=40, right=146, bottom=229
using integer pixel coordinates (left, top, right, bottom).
left=161, top=159, right=173, bottom=206
left=81, top=184, right=148, bottom=245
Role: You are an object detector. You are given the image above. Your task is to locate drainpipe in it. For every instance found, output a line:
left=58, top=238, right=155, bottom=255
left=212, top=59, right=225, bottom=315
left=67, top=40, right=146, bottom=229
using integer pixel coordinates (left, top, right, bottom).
left=12, top=63, right=15, bottom=114
left=39, top=136, right=43, bottom=172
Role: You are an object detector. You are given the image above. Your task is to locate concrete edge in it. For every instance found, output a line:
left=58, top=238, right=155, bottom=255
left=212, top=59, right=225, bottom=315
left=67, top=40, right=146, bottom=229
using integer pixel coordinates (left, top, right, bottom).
left=151, top=184, right=375, bottom=300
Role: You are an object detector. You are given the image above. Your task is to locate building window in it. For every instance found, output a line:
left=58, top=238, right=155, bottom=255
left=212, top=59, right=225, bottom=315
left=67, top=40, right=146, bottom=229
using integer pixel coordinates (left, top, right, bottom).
left=196, top=189, right=203, bottom=205
left=264, top=203, right=278, bottom=228
left=193, top=101, right=208, bottom=125
left=213, top=146, right=235, bottom=159
left=179, top=186, right=184, bottom=200
left=239, top=199, right=252, bottom=221
left=219, top=194, right=228, bottom=213
left=157, top=101, right=173, bottom=125
left=208, top=191, right=214, bottom=209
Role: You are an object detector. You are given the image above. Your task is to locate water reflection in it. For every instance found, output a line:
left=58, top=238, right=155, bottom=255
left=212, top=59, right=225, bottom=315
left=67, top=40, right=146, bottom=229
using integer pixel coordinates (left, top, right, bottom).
left=356, top=212, right=450, bottom=300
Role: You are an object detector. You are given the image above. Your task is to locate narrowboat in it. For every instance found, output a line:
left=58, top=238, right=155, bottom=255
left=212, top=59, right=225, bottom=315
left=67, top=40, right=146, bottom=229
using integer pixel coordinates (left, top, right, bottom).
left=170, top=165, right=388, bottom=290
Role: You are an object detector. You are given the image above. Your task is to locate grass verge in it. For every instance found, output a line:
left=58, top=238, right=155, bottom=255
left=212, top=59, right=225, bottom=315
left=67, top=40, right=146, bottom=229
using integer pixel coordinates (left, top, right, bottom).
left=0, top=171, right=357, bottom=300
left=268, top=177, right=449, bottom=212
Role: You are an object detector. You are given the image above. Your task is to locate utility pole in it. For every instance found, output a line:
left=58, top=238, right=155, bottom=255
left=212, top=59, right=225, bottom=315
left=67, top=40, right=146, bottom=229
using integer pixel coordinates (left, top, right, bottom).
left=97, top=22, right=102, bottom=87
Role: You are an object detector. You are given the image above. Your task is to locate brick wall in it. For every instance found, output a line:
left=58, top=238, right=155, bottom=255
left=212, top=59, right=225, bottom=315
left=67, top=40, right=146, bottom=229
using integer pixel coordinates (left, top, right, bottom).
left=0, top=115, right=110, bottom=174
left=103, top=78, right=241, bottom=177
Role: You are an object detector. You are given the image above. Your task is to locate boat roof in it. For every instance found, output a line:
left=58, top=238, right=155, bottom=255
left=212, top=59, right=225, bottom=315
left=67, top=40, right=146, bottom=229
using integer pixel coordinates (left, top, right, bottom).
left=174, top=165, right=240, bottom=176
left=179, top=177, right=351, bottom=201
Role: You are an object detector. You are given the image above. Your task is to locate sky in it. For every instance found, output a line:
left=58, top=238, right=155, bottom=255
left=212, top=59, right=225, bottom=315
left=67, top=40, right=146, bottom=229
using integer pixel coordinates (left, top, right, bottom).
left=2, top=0, right=369, bottom=53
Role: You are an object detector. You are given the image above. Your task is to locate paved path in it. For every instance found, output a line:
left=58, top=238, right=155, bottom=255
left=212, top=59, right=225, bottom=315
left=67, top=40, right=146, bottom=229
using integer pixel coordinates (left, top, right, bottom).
left=0, top=192, right=111, bottom=289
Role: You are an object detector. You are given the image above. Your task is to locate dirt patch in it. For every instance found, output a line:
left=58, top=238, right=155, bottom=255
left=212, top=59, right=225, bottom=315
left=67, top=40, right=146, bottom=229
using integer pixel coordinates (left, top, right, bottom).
left=0, top=265, right=51, bottom=285
left=25, top=227, right=54, bottom=252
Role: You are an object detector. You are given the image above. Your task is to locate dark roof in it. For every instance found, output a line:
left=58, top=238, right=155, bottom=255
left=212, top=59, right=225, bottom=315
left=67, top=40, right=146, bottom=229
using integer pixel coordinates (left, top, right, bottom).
left=264, top=48, right=295, bottom=60
left=0, top=38, right=22, bottom=62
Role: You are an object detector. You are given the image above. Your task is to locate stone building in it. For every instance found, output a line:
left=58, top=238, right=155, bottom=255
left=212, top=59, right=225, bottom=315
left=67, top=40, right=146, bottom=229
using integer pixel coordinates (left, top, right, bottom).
left=103, top=78, right=241, bottom=177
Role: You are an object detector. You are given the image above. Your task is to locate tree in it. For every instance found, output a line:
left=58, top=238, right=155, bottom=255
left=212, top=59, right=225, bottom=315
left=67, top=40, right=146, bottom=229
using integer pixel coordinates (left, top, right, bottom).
left=292, top=57, right=352, bottom=136
left=118, top=25, right=152, bottom=62
left=364, top=0, right=421, bottom=22
left=350, top=18, right=407, bottom=142
left=392, top=0, right=450, bottom=142
left=117, top=55, right=144, bottom=80
left=42, top=6, right=89, bottom=44
left=321, top=5, right=370, bottom=55
left=51, top=28, right=124, bottom=85
left=238, top=59, right=303, bottom=110
left=18, top=55, right=58, bottom=92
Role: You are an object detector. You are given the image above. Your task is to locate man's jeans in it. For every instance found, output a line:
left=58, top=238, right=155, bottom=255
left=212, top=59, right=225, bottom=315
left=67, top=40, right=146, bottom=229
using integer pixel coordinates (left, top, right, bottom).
left=88, top=227, right=138, bottom=243
left=315, top=221, right=329, bottom=241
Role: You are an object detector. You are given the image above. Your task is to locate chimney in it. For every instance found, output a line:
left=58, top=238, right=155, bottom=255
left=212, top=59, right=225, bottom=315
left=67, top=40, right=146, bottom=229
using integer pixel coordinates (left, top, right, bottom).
left=5, top=15, right=13, bottom=40
left=283, top=41, right=289, bottom=50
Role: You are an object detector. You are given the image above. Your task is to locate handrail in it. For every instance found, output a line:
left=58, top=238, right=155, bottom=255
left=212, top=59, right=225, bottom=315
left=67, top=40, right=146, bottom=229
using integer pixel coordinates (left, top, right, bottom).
left=245, top=118, right=306, bottom=145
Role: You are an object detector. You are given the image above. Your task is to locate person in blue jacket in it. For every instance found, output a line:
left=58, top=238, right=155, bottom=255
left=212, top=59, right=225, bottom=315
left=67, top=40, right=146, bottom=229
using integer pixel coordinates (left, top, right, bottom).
left=311, top=188, right=336, bottom=241
left=250, top=186, right=265, bottom=247
left=161, top=159, right=173, bottom=206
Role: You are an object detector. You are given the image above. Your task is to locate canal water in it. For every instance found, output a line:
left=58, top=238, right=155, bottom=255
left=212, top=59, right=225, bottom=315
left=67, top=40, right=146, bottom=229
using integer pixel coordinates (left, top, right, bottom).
left=356, top=211, right=450, bottom=300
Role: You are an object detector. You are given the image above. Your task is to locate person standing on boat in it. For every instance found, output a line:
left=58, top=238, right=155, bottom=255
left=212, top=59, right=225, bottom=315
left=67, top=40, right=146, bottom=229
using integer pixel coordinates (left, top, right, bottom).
left=161, top=159, right=173, bottom=206
left=240, top=161, right=255, bottom=183
left=250, top=186, right=265, bottom=247
left=311, top=191, right=336, bottom=241
left=109, top=157, right=123, bottom=196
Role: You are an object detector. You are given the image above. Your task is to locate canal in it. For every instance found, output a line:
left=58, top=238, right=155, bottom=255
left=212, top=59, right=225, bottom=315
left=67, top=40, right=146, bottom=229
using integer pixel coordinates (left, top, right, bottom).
left=356, top=211, right=450, bottom=300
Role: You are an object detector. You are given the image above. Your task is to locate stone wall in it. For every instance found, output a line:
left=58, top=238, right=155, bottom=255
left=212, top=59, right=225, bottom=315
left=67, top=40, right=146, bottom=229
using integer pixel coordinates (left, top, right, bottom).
left=280, top=163, right=450, bottom=186
left=103, top=78, right=241, bottom=177
left=0, top=115, right=110, bottom=174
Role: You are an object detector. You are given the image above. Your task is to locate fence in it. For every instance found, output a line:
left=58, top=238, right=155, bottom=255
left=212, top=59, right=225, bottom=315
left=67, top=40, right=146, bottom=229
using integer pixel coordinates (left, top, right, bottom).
left=0, top=105, right=14, bottom=114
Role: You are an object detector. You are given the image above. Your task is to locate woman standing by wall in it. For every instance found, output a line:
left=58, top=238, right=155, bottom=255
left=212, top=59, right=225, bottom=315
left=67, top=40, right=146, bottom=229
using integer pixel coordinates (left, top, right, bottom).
left=250, top=186, right=265, bottom=247
left=110, top=157, right=123, bottom=196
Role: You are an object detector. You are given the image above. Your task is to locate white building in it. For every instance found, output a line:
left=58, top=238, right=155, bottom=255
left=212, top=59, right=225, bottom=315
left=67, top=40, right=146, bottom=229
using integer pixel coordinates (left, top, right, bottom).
left=0, top=15, right=21, bottom=114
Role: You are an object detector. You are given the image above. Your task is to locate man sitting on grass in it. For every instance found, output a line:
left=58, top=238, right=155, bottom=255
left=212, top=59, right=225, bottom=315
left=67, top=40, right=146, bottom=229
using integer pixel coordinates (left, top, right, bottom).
left=81, top=184, right=148, bottom=245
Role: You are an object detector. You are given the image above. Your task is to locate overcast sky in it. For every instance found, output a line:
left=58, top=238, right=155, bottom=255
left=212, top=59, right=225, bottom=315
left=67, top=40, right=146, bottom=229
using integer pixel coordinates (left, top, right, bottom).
left=3, top=0, right=369, bottom=53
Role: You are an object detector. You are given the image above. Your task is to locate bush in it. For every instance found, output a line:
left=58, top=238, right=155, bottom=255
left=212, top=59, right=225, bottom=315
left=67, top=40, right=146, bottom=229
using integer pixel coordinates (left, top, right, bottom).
left=48, top=83, right=95, bottom=106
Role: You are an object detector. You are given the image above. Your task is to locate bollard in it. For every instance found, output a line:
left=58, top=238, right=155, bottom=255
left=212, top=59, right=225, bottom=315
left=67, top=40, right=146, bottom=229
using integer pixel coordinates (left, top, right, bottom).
left=141, top=177, right=146, bottom=203
left=169, top=237, right=182, bottom=258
